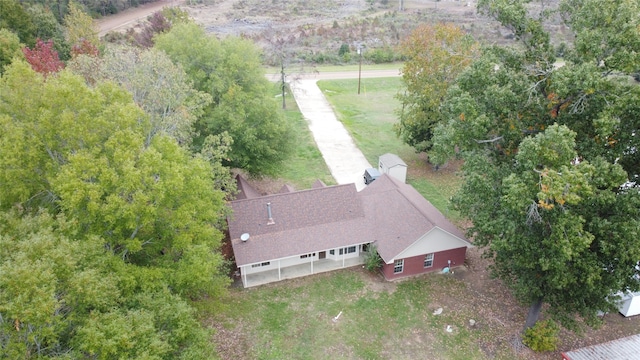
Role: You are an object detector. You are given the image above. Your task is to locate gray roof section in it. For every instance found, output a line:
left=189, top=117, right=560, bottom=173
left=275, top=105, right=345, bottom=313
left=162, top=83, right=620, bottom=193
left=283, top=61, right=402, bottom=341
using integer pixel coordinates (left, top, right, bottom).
left=360, top=175, right=468, bottom=263
left=562, top=333, right=640, bottom=360
left=379, top=153, right=407, bottom=168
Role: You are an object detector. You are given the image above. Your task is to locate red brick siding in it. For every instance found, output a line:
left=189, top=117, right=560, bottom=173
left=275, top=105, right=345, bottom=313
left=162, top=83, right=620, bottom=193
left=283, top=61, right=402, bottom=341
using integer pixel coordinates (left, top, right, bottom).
left=381, top=247, right=467, bottom=280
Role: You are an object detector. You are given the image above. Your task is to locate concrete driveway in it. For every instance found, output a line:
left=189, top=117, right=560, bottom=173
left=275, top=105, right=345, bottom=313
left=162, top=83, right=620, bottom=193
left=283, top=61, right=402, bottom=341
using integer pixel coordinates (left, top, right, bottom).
left=286, top=69, right=401, bottom=191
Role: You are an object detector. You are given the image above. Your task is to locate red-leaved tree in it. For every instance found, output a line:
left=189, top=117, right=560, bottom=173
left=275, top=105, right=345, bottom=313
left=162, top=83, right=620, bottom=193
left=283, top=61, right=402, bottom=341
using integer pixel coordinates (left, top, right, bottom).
left=71, top=38, right=100, bottom=58
left=22, top=39, right=65, bottom=76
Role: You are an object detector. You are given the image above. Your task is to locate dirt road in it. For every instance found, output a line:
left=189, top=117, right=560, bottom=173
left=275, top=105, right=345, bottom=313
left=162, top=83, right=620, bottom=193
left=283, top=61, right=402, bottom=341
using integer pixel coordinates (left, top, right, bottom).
left=96, top=0, right=184, bottom=36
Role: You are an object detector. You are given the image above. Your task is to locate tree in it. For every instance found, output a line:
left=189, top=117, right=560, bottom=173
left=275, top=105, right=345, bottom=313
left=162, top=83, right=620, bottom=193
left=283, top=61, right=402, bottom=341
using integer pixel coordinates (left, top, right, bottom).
left=0, top=0, right=37, bottom=47
left=394, top=23, right=478, bottom=154
left=154, top=22, right=294, bottom=176
left=22, top=38, right=65, bottom=75
left=26, top=3, right=70, bottom=60
left=128, top=10, right=172, bottom=48
left=261, top=27, right=311, bottom=110
left=0, top=29, right=23, bottom=73
left=99, top=45, right=212, bottom=147
left=0, top=211, right=217, bottom=359
left=64, top=1, right=99, bottom=50
left=0, top=62, right=229, bottom=357
left=432, top=0, right=640, bottom=332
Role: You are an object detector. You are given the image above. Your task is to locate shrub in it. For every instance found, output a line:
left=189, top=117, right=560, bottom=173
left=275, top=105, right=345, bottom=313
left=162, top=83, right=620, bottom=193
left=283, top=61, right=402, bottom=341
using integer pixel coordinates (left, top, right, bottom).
left=338, top=43, right=350, bottom=56
left=364, top=245, right=382, bottom=272
left=364, top=46, right=396, bottom=63
left=523, top=320, right=559, bottom=352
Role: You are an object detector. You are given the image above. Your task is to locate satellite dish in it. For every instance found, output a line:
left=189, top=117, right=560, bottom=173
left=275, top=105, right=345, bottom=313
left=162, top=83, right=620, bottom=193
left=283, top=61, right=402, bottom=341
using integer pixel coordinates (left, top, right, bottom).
left=240, top=233, right=250, bottom=242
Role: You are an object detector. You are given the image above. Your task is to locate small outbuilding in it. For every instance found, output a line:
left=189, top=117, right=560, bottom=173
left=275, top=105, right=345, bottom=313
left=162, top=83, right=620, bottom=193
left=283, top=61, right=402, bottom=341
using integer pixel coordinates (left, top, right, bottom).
left=378, top=153, right=407, bottom=183
left=617, top=290, right=640, bottom=317
left=561, top=333, right=640, bottom=360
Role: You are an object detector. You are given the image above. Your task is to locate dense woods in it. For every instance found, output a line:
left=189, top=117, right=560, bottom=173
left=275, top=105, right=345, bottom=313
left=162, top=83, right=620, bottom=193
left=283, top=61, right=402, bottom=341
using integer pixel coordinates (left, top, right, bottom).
left=1, top=2, right=292, bottom=357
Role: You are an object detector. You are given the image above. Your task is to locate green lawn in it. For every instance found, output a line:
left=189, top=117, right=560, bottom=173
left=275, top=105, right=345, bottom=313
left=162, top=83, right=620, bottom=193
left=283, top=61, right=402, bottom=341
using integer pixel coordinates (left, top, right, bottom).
left=202, top=270, right=504, bottom=360
left=317, top=77, right=462, bottom=221
left=270, top=84, right=335, bottom=189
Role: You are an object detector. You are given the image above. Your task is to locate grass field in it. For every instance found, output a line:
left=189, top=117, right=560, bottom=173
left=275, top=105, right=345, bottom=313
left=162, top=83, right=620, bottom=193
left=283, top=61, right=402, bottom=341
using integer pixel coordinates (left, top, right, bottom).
left=268, top=84, right=335, bottom=189
left=202, top=269, right=508, bottom=360
left=317, top=77, right=462, bottom=222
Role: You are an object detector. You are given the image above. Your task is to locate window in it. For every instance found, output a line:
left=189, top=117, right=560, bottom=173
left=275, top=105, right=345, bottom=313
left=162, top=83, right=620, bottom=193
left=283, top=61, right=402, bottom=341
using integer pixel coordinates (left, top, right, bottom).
left=329, top=249, right=334, bottom=255
left=339, top=246, right=357, bottom=255
left=424, top=253, right=434, bottom=268
left=394, top=259, right=404, bottom=274
left=252, top=261, right=271, bottom=268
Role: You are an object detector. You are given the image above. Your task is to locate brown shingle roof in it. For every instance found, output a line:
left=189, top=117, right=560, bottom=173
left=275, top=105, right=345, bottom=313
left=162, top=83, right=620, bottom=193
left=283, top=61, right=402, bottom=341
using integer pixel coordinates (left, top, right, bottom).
left=312, top=179, right=327, bottom=189
left=234, top=174, right=261, bottom=200
left=278, top=184, right=295, bottom=193
left=229, top=184, right=368, bottom=266
left=229, top=174, right=470, bottom=267
left=359, top=175, right=468, bottom=263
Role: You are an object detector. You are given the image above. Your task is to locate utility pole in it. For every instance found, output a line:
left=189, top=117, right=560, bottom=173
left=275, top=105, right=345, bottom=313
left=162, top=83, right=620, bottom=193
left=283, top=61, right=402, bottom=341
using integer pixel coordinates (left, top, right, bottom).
left=281, top=61, right=286, bottom=109
left=357, top=46, right=362, bottom=95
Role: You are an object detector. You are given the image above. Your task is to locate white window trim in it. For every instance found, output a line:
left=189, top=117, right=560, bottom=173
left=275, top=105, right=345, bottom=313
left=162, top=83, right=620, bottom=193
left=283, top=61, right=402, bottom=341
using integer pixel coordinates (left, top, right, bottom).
left=394, top=259, right=404, bottom=274
left=424, top=253, right=434, bottom=268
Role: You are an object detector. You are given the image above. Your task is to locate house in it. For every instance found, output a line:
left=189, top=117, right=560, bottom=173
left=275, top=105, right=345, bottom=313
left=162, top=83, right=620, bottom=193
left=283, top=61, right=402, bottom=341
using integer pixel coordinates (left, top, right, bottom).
left=228, top=174, right=471, bottom=288
left=561, top=333, right=640, bottom=359
left=378, top=153, right=407, bottom=183
left=360, top=174, right=470, bottom=280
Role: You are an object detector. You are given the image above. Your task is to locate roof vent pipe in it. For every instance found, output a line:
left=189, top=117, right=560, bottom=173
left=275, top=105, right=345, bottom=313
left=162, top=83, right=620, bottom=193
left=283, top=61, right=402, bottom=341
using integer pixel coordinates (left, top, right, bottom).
left=267, top=202, right=275, bottom=225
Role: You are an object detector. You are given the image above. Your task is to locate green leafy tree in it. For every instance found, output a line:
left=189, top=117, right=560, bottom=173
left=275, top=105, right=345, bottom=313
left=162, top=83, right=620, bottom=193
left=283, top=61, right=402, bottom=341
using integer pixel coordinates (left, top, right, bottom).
left=395, top=23, right=478, bottom=154
left=64, top=1, right=98, bottom=50
left=100, top=45, right=212, bottom=146
left=0, top=211, right=217, bottom=359
left=26, top=4, right=70, bottom=60
left=0, top=0, right=37, bottom=46
left=0, top=62, right=229, bottom=357
left=432, top=0, right=640, bottom=332
left=154, top=22, right=294, bottom=176
left=0, top=29, right=23, bottom=73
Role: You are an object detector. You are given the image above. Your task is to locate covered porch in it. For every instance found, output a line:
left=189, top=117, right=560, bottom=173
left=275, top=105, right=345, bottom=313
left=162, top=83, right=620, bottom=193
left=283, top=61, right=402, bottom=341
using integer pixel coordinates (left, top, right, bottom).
left=239, top=254, right=366, bottom=288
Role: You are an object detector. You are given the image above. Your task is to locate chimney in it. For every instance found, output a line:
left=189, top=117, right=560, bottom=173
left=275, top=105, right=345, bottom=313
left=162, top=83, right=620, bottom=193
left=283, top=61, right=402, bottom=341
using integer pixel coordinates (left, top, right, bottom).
left=266, top=202, right=275, bottom=225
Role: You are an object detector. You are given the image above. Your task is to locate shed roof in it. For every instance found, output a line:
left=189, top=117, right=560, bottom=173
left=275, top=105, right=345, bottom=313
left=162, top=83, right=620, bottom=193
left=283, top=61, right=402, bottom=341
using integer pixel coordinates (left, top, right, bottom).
left=379, top=153, right=407, bottom=167
left=562, top=333, right=640, bottom=360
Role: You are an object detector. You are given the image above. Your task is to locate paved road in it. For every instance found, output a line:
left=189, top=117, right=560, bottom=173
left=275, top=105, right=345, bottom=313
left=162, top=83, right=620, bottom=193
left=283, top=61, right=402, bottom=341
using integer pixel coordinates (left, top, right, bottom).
left=280, top=69, right=401, bottom=190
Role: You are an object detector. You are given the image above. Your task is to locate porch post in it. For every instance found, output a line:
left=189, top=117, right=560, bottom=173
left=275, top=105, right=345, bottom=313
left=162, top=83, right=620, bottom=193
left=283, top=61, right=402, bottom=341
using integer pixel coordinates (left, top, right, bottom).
left=243, top=267, right=247, bottom=287
left=342, top=250, right=345, bottom=268
left=278, top=260, right=281, bottom=280
left=311, top=255, right=314, bottom=274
